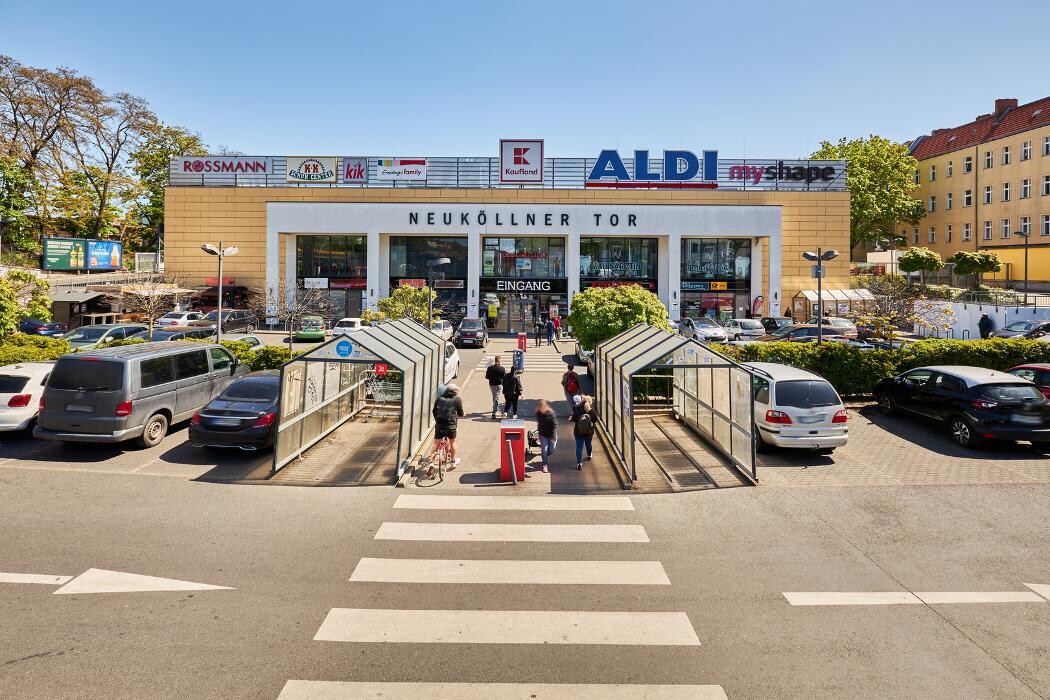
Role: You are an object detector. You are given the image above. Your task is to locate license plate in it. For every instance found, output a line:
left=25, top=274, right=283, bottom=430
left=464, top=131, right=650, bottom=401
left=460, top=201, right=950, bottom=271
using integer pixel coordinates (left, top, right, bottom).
left=1011, top=414, right=1041, bottom=425
left=211, top=418, right=240, bottom=426
left=66, top=404, right=93, bottom=413
left=798, top=414, right=825, bottom=424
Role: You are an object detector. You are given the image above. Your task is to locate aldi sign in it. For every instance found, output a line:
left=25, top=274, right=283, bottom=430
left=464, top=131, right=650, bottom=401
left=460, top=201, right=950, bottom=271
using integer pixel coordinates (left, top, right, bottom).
left=586, top=149, right=718, bottom=189
left=499, top=139, right=544, bottom=184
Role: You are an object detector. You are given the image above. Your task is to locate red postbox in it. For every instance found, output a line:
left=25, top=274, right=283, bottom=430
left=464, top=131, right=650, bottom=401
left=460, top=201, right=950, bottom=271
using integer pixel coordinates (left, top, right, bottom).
left=517, top=332, right=528, bottom=352
left=499, top=418, right=527, bottom=482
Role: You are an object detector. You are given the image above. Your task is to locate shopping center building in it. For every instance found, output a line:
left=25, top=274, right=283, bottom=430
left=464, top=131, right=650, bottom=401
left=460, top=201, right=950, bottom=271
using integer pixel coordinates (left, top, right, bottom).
left=164, top=147, right=850, bottom=327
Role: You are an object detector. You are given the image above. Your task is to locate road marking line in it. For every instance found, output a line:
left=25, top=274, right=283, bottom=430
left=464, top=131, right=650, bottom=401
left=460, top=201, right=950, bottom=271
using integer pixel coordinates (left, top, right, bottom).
left=783, top=591, right=922, bottom=606
left=1025, top=582, right=1050, bottom=600
left=314, top=609, right=701, bottom=645
left=916, top=591, right=1045, bottom=604
left=375, top=522, right=649, bottom=543
left=350, top=558, right=670, bottom=585
left=0, top=573, right=73, bottom=585
left=53, top=568, right=234, bottom=594
left=278, top=680, right=727, bottom=699
left=394, top=495, right=634, bottom=511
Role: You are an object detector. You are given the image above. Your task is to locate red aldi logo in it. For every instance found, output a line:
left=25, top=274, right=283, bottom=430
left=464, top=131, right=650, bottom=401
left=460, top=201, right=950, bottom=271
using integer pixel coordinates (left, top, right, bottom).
left=500, top=139, right=543, bottom=184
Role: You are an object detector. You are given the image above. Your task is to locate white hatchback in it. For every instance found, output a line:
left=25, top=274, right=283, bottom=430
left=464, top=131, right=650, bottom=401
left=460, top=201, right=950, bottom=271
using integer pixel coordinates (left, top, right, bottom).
left=724, top=318, right=766, bottom=341
left=155, top=311, right=205, bottom=327
left=0, top=362, right=54, bottom=432
left=332, top=318, right=364, bottom=336
left=746, top=361, right=848, bottom=453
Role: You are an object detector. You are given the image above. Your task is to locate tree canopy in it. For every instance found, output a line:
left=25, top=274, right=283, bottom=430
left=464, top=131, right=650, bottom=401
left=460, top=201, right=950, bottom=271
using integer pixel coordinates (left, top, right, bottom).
left=0, top=270, right=51, bottom=335
left=567, top=285, right=671, bottom=350
left=897, top=247, right=944, bottom=286
left=949, top=250, right=1002, bottom=286
left=810, top=135, right=926, bottom=249
left=362, top=285, right=437, bottom=325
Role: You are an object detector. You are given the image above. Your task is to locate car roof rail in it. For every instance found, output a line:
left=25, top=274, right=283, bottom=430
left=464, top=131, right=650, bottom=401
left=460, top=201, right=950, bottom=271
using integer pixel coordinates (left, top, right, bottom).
left=749, top=365, right=774, bottom=380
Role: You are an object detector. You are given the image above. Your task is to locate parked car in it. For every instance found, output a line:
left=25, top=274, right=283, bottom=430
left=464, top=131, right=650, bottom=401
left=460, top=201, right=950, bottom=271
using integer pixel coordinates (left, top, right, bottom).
left=0, top=362, right=53, bottom=433
left=760, top=316, right=795, bottom=334
left=154, top=311, right=205, bottom=327
left=293, top=316, right=327, bottom=342
left=127, top=326, right=215, bottom=342
left=747, top=362, right=848, bottom=453
left=667, top=319, right=679, bottom=333
left=724, top=318, right=766, bottom=341
left=443, top=342, right=460, bottom=383
left=430, top=319, right=454, bottom=341
left=220, top=333, right=263, bottom=348
left=575, top=341, right=593, bottom=367
left=189, top=371, right=280, bottom=451
left=1021, top=322, right=1050, bottom=340
left=332, top=317, right=364, bottom=336
left=817, top=316, right=858, bottom=338
left=992, top=320, right=1043, bottom=339
left=679, top=317, right=728, bottom=343
left=19, top=319, right=68, bottom=336
left=874, top=365, right=1050, bottom=449
left=35, top=342, right=247, bottom=448
left=453, top=318, right=488, bottom=348
left=189, top=309, right=256, bottom=333
left=757, top=324, right=828, bottom=342
left=61, top=324, right=148, bottom=350
left=1006, top=364, right=1050, bottom=399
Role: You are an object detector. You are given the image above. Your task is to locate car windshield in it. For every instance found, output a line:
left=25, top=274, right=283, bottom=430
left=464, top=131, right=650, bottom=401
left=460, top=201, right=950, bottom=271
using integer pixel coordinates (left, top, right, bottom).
left=205, top=311, right=232, bottom=321
left=695, top=317, right=720, bottom=327
left=828, top=319, right=853, bottom=327
left=335, top=320, right=358, bottom=327
left=1004, top=321, right=1033, bottom=331
left=0, top=375, right=30, bottom=393
left=161, top=313, right=183, bottom=319
left=64, top=327, right=108, bottom=341
left=48, top=359, right=123, bottom=391
left=771, top=325, right=796, bottom=337
left=301, top=319, right=323, bottom=329
left=460, top=319, right=483, bottom=330
left=739, top=320, right=763, bottom=330
left=218, top=379, right=279, bottom=403
left=775, top=380, right=841, bottom=408
left=979, top=384, right=1044, bottom=402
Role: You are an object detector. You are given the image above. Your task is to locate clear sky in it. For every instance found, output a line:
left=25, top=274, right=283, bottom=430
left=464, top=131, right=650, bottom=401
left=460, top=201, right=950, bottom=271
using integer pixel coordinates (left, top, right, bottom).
left=5, top=0, right=1048, bottom=158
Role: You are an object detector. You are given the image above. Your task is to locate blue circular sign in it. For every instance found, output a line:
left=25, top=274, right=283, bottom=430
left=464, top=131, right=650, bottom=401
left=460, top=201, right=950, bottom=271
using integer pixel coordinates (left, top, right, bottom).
left=335, top=340, right=353, bottom=358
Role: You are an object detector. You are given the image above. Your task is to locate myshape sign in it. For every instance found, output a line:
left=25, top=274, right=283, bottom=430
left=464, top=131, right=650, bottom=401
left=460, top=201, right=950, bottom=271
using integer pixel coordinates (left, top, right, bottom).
left=586, top=149, right=718, bottom=189
left=500, top=139, right=544, bottom=184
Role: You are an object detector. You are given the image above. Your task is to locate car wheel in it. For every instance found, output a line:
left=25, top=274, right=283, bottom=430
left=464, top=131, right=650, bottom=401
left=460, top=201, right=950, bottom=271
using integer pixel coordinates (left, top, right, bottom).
left=138, top=413, right=169, bottom=448
left=948, top=416, right=980, bottom=449
left=877, top=392, right=897, bottom=416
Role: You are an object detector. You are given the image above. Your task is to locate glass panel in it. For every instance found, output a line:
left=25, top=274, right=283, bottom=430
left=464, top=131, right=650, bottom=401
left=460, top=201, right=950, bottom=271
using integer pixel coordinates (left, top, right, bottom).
left=481, top=236, right=567, bottom=278
left=580, top=237, right=658, bottom=279
left=389, top=236, right=468, bottom=278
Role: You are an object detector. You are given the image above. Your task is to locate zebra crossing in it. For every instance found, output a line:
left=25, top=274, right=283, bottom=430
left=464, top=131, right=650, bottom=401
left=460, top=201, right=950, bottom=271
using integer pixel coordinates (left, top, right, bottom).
left=475, top=348, right=574, bottom=373
left=278, top=493, right=726, bottom=699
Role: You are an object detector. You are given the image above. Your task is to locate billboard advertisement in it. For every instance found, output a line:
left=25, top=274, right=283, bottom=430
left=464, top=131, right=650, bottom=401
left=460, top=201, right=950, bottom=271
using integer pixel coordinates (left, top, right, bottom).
left=86, top=240, right=123, bottom=270
left=43, top=238, right=87, bottom=270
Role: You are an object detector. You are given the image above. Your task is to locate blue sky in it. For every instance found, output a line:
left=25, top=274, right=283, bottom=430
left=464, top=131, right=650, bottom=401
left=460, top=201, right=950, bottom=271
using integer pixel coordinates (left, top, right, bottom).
left=5, top=1, right=1048, bottom=158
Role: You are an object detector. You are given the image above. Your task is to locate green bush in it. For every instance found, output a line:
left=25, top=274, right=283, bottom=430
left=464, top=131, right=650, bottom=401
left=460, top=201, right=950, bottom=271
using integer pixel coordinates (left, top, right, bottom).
left=248, top=345, right=294, bottom=371
left=0, top=333, right=71, bottom=365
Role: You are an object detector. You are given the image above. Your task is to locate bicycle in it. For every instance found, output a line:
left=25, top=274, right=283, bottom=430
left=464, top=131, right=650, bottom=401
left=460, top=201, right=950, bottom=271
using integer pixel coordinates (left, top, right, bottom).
left=417, top=437, right=450, bottom=487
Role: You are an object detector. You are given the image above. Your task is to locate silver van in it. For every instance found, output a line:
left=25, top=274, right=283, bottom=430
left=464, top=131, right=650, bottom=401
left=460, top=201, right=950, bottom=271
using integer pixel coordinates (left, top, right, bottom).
left=35, top=342, right=248, bottom=448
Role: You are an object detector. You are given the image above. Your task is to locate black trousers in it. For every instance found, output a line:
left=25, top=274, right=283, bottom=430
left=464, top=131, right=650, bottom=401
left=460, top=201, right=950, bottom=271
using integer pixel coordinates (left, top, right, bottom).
left=503, top=395, right=519, bottom=416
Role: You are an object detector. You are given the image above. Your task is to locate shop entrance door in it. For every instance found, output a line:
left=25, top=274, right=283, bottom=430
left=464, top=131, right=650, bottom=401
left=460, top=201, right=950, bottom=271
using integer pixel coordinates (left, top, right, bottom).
left=505, top=297, right=539, bottom=335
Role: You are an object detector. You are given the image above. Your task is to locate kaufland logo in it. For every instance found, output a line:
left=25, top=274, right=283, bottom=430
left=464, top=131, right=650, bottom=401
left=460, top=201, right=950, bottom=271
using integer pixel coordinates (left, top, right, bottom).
left=513, top=147, right=530, bottom=165
left=500, top=139, right=544, bottom=183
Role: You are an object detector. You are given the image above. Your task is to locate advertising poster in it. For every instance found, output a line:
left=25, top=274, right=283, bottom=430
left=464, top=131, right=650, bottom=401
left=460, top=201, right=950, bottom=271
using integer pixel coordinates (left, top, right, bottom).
left=43, top=238, right=86, bottom=270
left=286, top=156, right=337, bottom=183
left=86, top=240, right=123, bottom=270
left=374, top=158, right=426, bottom=181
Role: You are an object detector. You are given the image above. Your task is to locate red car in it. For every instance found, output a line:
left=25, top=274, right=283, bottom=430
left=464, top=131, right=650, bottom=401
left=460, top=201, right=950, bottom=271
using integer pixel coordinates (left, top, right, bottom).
left=1006, top=363, right=1050, bottom=399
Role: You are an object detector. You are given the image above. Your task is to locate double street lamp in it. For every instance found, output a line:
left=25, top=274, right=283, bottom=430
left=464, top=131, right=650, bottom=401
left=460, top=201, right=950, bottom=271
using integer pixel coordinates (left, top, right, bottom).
left=426, top=257, right=451, bottom=327
left=1013, top=229, right=1031, bottom=307
left=200, top=242, right=239, bottom=343
left=802, top=248, right=839, bottom=344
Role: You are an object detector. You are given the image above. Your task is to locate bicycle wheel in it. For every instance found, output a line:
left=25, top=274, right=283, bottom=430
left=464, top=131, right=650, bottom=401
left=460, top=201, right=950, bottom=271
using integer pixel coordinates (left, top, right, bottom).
left=415, top=454, right=444, bottom=487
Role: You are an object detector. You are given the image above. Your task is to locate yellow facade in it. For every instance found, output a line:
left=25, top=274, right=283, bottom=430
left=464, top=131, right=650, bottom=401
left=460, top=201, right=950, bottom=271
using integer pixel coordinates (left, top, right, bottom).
left=163, top=187, right=850, bottom=311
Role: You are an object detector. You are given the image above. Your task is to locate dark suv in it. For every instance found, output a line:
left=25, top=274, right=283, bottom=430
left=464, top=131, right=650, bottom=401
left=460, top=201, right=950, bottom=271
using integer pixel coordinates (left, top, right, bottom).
left=190, top=310, right=256, bottom=334
left=454, top=318, right=488, bottom=348
left=874, top=364, right=1050, bottom=449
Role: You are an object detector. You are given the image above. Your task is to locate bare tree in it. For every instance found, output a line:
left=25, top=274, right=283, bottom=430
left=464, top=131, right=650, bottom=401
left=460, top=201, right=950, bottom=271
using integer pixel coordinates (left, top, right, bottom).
left=251, top=279, right=336, bottom=345
left=117, top=274, right=192, bottom=339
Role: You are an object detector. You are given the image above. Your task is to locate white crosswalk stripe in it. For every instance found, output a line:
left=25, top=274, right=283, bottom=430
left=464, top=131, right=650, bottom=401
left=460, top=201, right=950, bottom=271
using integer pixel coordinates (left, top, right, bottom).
left=350, top=558, right=671, bottom=584
left=394, top=494, right=633, bottom=510
left=279, top=680, right=729, bottom=699
left=475, top=350, right=574, bottom=373
left=375, top=522, right=649, bottom=542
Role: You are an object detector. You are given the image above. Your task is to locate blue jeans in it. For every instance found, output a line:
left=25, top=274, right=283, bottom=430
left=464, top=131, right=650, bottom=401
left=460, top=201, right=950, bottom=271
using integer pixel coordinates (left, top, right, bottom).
left=539, top=435, right=557, bottom=467
left=575, top=435, right=593, bottom=463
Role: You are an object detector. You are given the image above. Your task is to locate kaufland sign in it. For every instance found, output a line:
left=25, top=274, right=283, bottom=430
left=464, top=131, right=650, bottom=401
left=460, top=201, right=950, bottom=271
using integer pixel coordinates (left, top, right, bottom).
left=499, top=139, right=544, bottom=184
left=586, top=149, right=719, bottom=189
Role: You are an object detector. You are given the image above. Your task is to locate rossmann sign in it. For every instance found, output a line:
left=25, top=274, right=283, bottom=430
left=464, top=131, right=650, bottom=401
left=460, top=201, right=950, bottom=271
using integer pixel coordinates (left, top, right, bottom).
left=586, top=149, right=719, bottom=189
left=176, top=156, right=271, bottom=174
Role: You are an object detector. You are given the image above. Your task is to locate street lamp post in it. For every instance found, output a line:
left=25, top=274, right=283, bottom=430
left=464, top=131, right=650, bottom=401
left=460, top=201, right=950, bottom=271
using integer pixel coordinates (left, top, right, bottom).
left=802, top=248, right=839, bottom=344
left=200, top=242, right=239, bottom=343
left=1014, top=230, right=1030, bottom=307
left=426, top=257, right=451, bottom=327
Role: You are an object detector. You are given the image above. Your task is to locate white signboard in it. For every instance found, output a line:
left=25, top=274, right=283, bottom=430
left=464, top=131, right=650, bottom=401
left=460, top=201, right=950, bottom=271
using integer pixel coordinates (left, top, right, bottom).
left=174, top=156, right=271, bottom=175
left=340, top=157, right=367, bottom=183
left=374, top=158, right=426, bottom=181
left=303, top=277, right=328, bottom=289
left=286, top=157, right=337, bottom=183
left=499, top=139, right=544, bottom=184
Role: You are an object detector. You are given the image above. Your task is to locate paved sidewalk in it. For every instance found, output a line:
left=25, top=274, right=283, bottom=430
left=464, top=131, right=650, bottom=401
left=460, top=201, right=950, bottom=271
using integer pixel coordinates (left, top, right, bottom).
left=414, top=338, right=624, bottom=493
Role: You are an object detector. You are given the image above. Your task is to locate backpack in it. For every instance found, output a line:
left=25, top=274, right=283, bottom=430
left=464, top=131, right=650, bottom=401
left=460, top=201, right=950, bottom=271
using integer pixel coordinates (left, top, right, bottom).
left=434, top=395, right=456, bottom=423
left=575, top=412, right=594, bottom=438
left=565, top=372, right=580, bottom=395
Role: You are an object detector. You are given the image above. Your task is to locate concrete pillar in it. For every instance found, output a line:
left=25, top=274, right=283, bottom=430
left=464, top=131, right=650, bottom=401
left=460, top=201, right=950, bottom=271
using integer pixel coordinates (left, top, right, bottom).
left=467, top=230, right=481, bottom=317
left=367, top=230, right=381, bottom=310
left=566, top=230, right=581, bottom=310
left=768, top=232, right=782, bottom=316
left=665, top=234, right=681, bottom=320
left=751, top=238, right=763, bottom=314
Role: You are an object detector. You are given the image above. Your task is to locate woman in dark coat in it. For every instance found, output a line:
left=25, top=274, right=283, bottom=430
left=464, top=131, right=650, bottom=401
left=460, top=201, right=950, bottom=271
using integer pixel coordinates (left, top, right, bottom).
left=535, top=399, right=557, bottom=473
left=502, top=366, right=522, bottom=419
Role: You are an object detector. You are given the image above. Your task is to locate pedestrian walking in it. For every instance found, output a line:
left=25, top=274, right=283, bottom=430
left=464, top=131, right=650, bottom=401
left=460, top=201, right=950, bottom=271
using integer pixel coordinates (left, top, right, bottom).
left=978, top=313, right=994, bottom=339
left=553, top=315, right=561, bottom=339
left=570, top=395, right=597, bottom=470
left=534, top=318, right=543, bottom=347
left=535, top=399, right=557, bottom=473
left=546, top=317, right=555, bottom=345
left=485, top=355, right=507, bottom=418
left=560, top=362, right=581, bottom=417
left=502, top=366, right=522, bottom=419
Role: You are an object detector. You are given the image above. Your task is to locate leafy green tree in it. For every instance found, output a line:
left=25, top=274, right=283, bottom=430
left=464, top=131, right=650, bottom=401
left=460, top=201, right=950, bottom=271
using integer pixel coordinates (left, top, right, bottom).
left=949, top=250, right=1002, bottom=288
left=567, top=285, right=671, bottom=350
left=362, top=285, right=437, bottom=325
left=130, top=122, right=207, bottom=232
left=897, top=247, right=944, bottom=287
left=0, top=270, right=51, bottom=335
left=810, top=135, right=926, bottom=249
left=0, top=156, right=33, bottom=258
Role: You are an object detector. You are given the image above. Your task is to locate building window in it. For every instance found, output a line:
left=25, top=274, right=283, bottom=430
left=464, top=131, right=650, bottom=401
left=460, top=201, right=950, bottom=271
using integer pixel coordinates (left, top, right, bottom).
left=681, top=239, right=752, bottom=283
left=946, top=192, right=953, bottom=210
left=929, top=165, right=937, bottom=182
left=1044, top=136, right=1050, bottom=156
left=389, top=236, right=469, bottom=280
left=964, top=156, right=973, bottom=173
left=295, top=235, right=367, bottom=279
left=1002, top=182, right=1011, bottom=202
left=1022, top=178, right=1032, bottom=198
left=963, top=222, right=972, bottom=241
left=1001, top=218, right=1011, bottom=239
left=1022, top=140, right=1032, bottom=161
left=482, top=237, right=566, bottom=278
left=913, top=169, right=920, bottom=185
left=1002, top=146, right=1011, bottom=165
left=928, top=196, right=936, bottom=212
left=947, top=160, right=953, bottom=177
left=983, top=186, right=993, bottom=204
left=1020, top=216, right=1031, bottom=235
left=946, top=224, right=953, bottom=243
left=580, top=237, right=659, bottom=280
left=928, top=226, right=936, bottom=244
left=914, top=228, right=920, bottom=245
left=983, top=221, right=992, bottom=240
left=1042, top=215, right=1050, bottom=236
left=964, top=189, right=973, bottom=207
left=984, top=150, right=993, bottom=168
left=1043, top=175, right=1050, bottom=196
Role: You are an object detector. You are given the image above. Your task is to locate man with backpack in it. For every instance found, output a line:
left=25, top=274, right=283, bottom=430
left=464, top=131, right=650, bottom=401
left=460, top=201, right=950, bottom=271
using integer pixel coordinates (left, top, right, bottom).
left=570, top=395, right=597, bottom=470
left=428, top=383, right=464, bottom=466
left=561, top=362, right=581, bottom=417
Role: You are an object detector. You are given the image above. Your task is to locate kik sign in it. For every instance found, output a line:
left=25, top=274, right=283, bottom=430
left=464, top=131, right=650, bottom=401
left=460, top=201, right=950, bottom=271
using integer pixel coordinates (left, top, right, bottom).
left=586, top=149, right=718, bottom=189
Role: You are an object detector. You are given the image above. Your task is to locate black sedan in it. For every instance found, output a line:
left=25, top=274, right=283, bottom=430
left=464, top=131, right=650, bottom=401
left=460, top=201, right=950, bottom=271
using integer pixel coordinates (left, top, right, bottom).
left=20, top=318, right=68, bottom=336
left=874, top=364, right=1050, bottom=449
left=189, top=371, right=279, bottom=450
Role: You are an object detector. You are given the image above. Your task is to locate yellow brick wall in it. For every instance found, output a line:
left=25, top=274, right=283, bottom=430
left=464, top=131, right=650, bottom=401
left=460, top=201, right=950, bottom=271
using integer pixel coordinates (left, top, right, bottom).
left=164, top=187, right=850, bottom=309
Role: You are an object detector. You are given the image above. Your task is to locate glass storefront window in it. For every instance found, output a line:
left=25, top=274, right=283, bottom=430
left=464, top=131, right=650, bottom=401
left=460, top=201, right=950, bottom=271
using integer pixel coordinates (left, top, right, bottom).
left=580, top=237, right=657, bottom=279
left=389, top=236, right=468, bottom=278
left=296, top=235, right=367, bottom=279
left=681, top=238, right=751, bottom=281
left=482, top=237, right=565, bottom=278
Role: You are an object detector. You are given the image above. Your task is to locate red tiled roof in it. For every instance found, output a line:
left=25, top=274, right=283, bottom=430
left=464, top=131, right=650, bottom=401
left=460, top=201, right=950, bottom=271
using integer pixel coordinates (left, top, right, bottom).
left=909, top=96, right=1050, bottom=161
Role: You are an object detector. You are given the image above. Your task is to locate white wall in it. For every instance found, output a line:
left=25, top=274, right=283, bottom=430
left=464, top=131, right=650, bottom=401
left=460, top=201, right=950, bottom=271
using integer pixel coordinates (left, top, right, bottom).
left=916, top=300, right=1050, bottom=339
